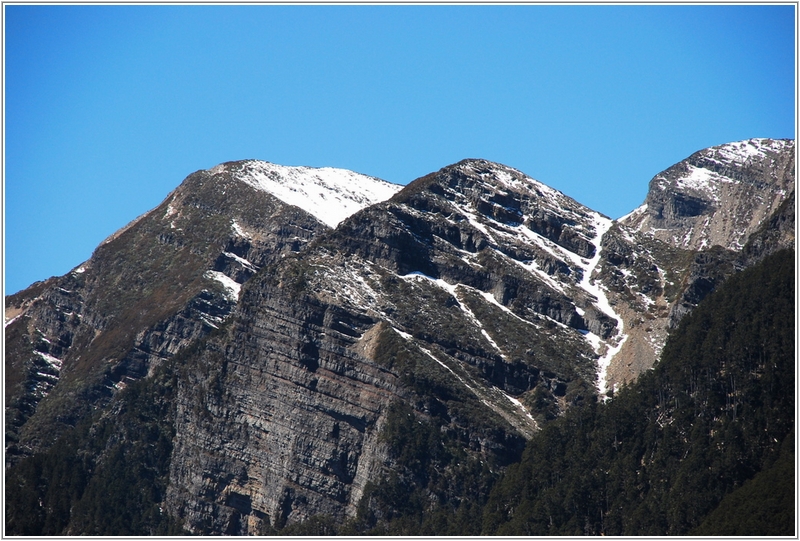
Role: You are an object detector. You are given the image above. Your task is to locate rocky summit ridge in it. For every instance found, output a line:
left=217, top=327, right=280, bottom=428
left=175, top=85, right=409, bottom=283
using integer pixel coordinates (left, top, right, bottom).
left=622, top=138, right=794, bottom=250
left=4, top=138, right=795, bottom=534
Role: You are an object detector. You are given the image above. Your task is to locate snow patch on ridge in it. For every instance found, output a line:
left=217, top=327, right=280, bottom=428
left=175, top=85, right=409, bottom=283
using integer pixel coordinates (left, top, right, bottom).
left=714, top=138, right=786, bottom=163
left=617, top=203, right=647, bottom=224
left=230, top=161, right=402, bottom=228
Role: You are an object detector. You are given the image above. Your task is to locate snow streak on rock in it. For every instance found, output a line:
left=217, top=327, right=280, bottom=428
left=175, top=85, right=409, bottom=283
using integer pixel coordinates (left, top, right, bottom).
left=35, top=350, right=63, bottom=371
left=402, top=272, right=508, bottom=360
left=391, top=325, right=538, bottom=437
left=578, top=214, right=626, bottom=397
left=204, top=270, right=242, bottom=301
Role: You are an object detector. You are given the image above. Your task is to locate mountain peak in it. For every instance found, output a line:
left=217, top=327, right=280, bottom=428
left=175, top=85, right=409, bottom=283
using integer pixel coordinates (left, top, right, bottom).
left=708, top=137, right=793, bottom=164
left=448, top=158, right=571, bottom=198
left=621, top=138, right=794, bottom=250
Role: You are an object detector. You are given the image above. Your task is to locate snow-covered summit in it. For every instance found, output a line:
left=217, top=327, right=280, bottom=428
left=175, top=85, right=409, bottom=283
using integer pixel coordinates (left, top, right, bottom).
left=217, top=160, right=402, bottom=228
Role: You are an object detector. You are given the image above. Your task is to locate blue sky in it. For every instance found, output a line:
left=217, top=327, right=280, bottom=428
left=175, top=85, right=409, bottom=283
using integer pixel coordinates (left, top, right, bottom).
left=4, top=4, right=795, bottom=295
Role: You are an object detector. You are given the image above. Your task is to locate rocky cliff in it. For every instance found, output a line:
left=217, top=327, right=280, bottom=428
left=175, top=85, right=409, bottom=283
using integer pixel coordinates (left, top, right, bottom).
left=603, top=138, right=795, bottom=386
left=164, top=158, right=613, bottom=532
left=4, top=140, right=795, bottom=535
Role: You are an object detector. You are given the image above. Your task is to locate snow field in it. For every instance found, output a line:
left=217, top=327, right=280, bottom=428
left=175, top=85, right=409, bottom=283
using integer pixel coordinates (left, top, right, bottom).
left=234, top=161, right=402, bottom=228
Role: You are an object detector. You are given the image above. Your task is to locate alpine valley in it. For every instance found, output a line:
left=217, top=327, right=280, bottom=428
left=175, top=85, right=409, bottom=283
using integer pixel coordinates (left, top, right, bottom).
left=4, top=138, right=795, bottom=536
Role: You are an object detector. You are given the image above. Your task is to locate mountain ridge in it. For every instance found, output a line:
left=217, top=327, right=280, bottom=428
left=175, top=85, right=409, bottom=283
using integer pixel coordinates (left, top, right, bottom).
left=4, top=162, right=400, bottom=463
left=4, top=138, right=795, bottom=534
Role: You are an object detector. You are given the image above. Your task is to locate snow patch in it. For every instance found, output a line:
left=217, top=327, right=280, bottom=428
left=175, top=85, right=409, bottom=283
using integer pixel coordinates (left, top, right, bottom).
left=199, top=314, right=222, bottom=329
left=223, top=251, right=259, bottom=272
left=397, top=330, right=502, bottom=416
left=461, top=208, right=496, bottom=241
left=313, top=260, right=384, bottom=316
left=231, top=220, right=251, bottom=239
left=714, top=138, right=774, bottom=163
left=204, top=270, right=241, bottom=300
left=674, top=165, right=729, bottom=200
left=36, top=329, right=52, bottom=344
left=35, top=351, right=63, bottom=370
left=618, top=203, right=647, bottom=224
left=504, top=392, right=537, bottom=423
left=477, top=290, right=540, bottom=328
left=232, top=161, right=402, bottom=228
left=392, top=327, right=413, bottom=341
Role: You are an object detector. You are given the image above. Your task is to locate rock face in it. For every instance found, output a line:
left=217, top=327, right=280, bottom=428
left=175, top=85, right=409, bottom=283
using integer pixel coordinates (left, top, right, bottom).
left=4, top=140, right=795, bottom=535
left=164, top=159, right=614, bottom=532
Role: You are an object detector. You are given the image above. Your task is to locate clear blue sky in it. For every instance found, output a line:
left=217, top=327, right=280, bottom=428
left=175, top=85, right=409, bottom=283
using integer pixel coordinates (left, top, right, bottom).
left=4, top=4, right=795, bottom=295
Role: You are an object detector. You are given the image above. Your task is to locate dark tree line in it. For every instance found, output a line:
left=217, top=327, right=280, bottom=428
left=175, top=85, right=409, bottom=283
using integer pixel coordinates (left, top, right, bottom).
left=480, top=248, right=795, bottom=536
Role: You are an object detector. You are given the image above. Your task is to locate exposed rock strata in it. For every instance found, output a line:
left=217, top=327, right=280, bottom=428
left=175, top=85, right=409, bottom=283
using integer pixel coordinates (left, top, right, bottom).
left=4, top=140, right=794, bottom=534
left=623, top=138, right=794, bottom=251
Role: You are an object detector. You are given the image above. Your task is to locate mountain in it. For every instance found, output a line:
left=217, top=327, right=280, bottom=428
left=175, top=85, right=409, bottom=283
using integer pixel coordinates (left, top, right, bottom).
left=4, top=161, right=401, bottom=463
left=4, top=139, right=794, bottom=535
left=602, top=137, right=795, bottom=385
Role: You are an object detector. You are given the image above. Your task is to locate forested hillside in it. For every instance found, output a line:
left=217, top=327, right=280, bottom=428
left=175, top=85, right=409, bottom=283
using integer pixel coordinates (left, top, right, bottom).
left=480, top=248, right=795, bottom=536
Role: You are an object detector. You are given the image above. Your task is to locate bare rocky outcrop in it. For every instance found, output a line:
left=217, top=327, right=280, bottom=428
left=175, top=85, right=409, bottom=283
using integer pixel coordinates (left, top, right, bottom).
left=162, top=159, right=610, bottom=532
left=604, top=138, right=795, bottom=388
left=164, top=278, right=405, bottom=533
